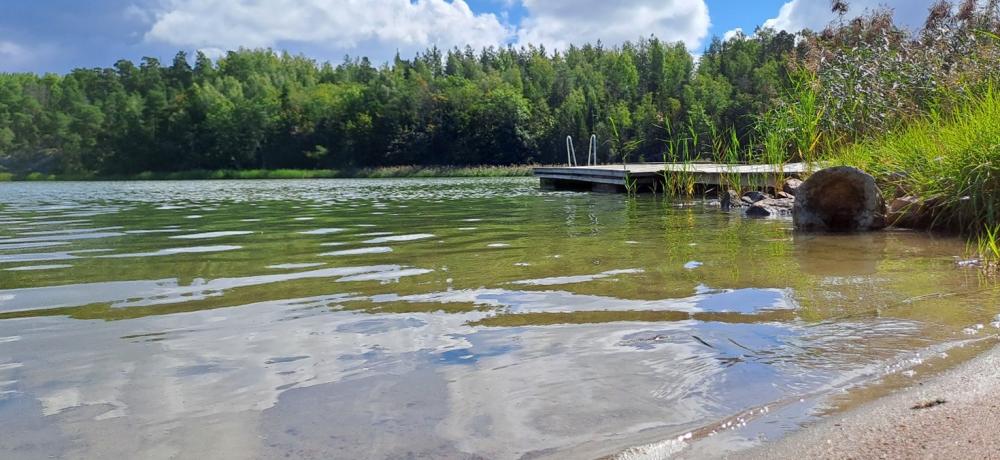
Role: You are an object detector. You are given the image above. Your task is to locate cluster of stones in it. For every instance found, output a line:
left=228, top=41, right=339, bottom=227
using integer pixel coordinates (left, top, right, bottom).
left=720, top=177, right=801, bottom=218
left=722, top=166, right=898, bottom=233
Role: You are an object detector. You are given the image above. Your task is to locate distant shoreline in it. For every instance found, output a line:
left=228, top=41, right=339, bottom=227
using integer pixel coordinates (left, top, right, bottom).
left=0, top=165, right=535, bottom=182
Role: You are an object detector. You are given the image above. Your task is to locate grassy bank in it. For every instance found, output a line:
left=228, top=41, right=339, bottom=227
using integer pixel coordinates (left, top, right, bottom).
left=834, top=85, right=1000, bottom=234
left=0, top=165, right=535, bottom=182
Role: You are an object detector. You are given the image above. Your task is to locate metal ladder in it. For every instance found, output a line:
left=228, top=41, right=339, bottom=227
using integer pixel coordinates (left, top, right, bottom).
left=566, top=135, right=598, bottom=166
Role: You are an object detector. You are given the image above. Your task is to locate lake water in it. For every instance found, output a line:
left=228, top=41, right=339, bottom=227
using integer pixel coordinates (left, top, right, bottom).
left=0, top=178, right=997, bottom=459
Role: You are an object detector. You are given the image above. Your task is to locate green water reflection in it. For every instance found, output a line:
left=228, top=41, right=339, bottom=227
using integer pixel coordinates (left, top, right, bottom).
left=0, top=178, right=997, bottom=459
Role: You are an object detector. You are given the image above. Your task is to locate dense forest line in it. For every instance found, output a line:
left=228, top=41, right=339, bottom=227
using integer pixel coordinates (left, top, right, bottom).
left=0, top=30, right=797, bottom=175
left=1, top=0, right=999, bottom=179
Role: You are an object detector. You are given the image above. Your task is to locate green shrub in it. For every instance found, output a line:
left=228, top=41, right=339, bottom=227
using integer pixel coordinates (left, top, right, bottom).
left=24, top=172, right=53, bottom=181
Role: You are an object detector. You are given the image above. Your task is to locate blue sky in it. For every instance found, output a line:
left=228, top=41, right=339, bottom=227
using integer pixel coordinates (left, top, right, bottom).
left=0, top=0, right=938, bottom=73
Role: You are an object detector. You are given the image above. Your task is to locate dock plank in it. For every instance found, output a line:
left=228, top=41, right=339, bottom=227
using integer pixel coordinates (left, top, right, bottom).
left=533, top=163, right=812, bottom=190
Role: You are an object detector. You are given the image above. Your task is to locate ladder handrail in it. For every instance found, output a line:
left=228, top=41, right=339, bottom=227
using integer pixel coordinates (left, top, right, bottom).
left=566, top=135, right=577, bottom=166
left=588, top=134, right=597, bottom=166
left=566, top=134, right=598, bottom=166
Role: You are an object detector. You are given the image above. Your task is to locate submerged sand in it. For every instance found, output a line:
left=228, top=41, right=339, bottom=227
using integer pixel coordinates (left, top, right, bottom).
left=736, top=344, right=1000, bottom=459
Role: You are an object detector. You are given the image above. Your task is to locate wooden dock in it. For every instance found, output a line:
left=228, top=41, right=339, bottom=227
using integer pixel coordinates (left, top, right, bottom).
left=534, top=163, right=811, bottom=192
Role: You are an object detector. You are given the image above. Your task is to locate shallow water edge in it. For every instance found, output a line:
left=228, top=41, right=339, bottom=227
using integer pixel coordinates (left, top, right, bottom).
left=1, top=177, right=997, bottom=459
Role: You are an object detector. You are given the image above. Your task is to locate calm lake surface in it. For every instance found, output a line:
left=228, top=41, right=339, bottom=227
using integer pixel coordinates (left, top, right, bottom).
left=1, top=178, right=998, bottom=459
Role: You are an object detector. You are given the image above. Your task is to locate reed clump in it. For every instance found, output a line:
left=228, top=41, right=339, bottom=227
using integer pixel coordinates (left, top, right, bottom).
left=835, top=85, right=1000, bottom=234
left=974, top=225, right=1000, bottom=275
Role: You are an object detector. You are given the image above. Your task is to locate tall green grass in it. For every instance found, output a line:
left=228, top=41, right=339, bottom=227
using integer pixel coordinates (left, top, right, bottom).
left=974, top=225, right=1000, bottom=275
left=834, top=84, right=1000, bottom=234
left=660, top=120, right=698, bottom=198
left=608, top=117, right=643, bottom=196
left=756, top=70, right=825, bottom=180
left=709, top=123, right=744, bottom=194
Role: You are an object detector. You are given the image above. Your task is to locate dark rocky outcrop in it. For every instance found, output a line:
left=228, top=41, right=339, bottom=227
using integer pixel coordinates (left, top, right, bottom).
left=746, top=198, right=795, bottom=217
left=793, top=166, right=887, bottom=232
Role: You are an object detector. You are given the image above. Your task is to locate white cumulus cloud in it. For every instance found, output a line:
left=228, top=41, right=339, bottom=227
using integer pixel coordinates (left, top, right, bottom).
left=763, top=0, right=940, bottom=33
left=723, top=27, right=743, bottom=41
left=138, top=0, right=714, bottom=62
left=143, top=0, right=511, bottom=58
left=516, top=0, right=711, bottom=51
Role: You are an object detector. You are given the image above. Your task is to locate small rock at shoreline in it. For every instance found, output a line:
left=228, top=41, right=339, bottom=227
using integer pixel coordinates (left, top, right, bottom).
left=721, top=189, right=742, bottom=211
left=782, top=178, right=802, bottom=196
left=746, top=198, right=795, bottom=217
left=888, top=195, right=935, bottom=229
left=742, top=191, right=770, bottom=204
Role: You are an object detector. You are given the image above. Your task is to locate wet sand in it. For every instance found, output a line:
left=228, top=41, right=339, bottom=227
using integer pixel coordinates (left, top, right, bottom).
left=737, top=344, right=1000, bottom=459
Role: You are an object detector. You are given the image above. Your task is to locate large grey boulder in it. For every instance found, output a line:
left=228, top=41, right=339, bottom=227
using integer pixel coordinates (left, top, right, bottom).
left=793, top=166, right=886, bottom=232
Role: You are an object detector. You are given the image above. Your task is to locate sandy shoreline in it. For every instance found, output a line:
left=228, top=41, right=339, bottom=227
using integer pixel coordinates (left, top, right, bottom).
left=733, top=343, right=1000, bottom=459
